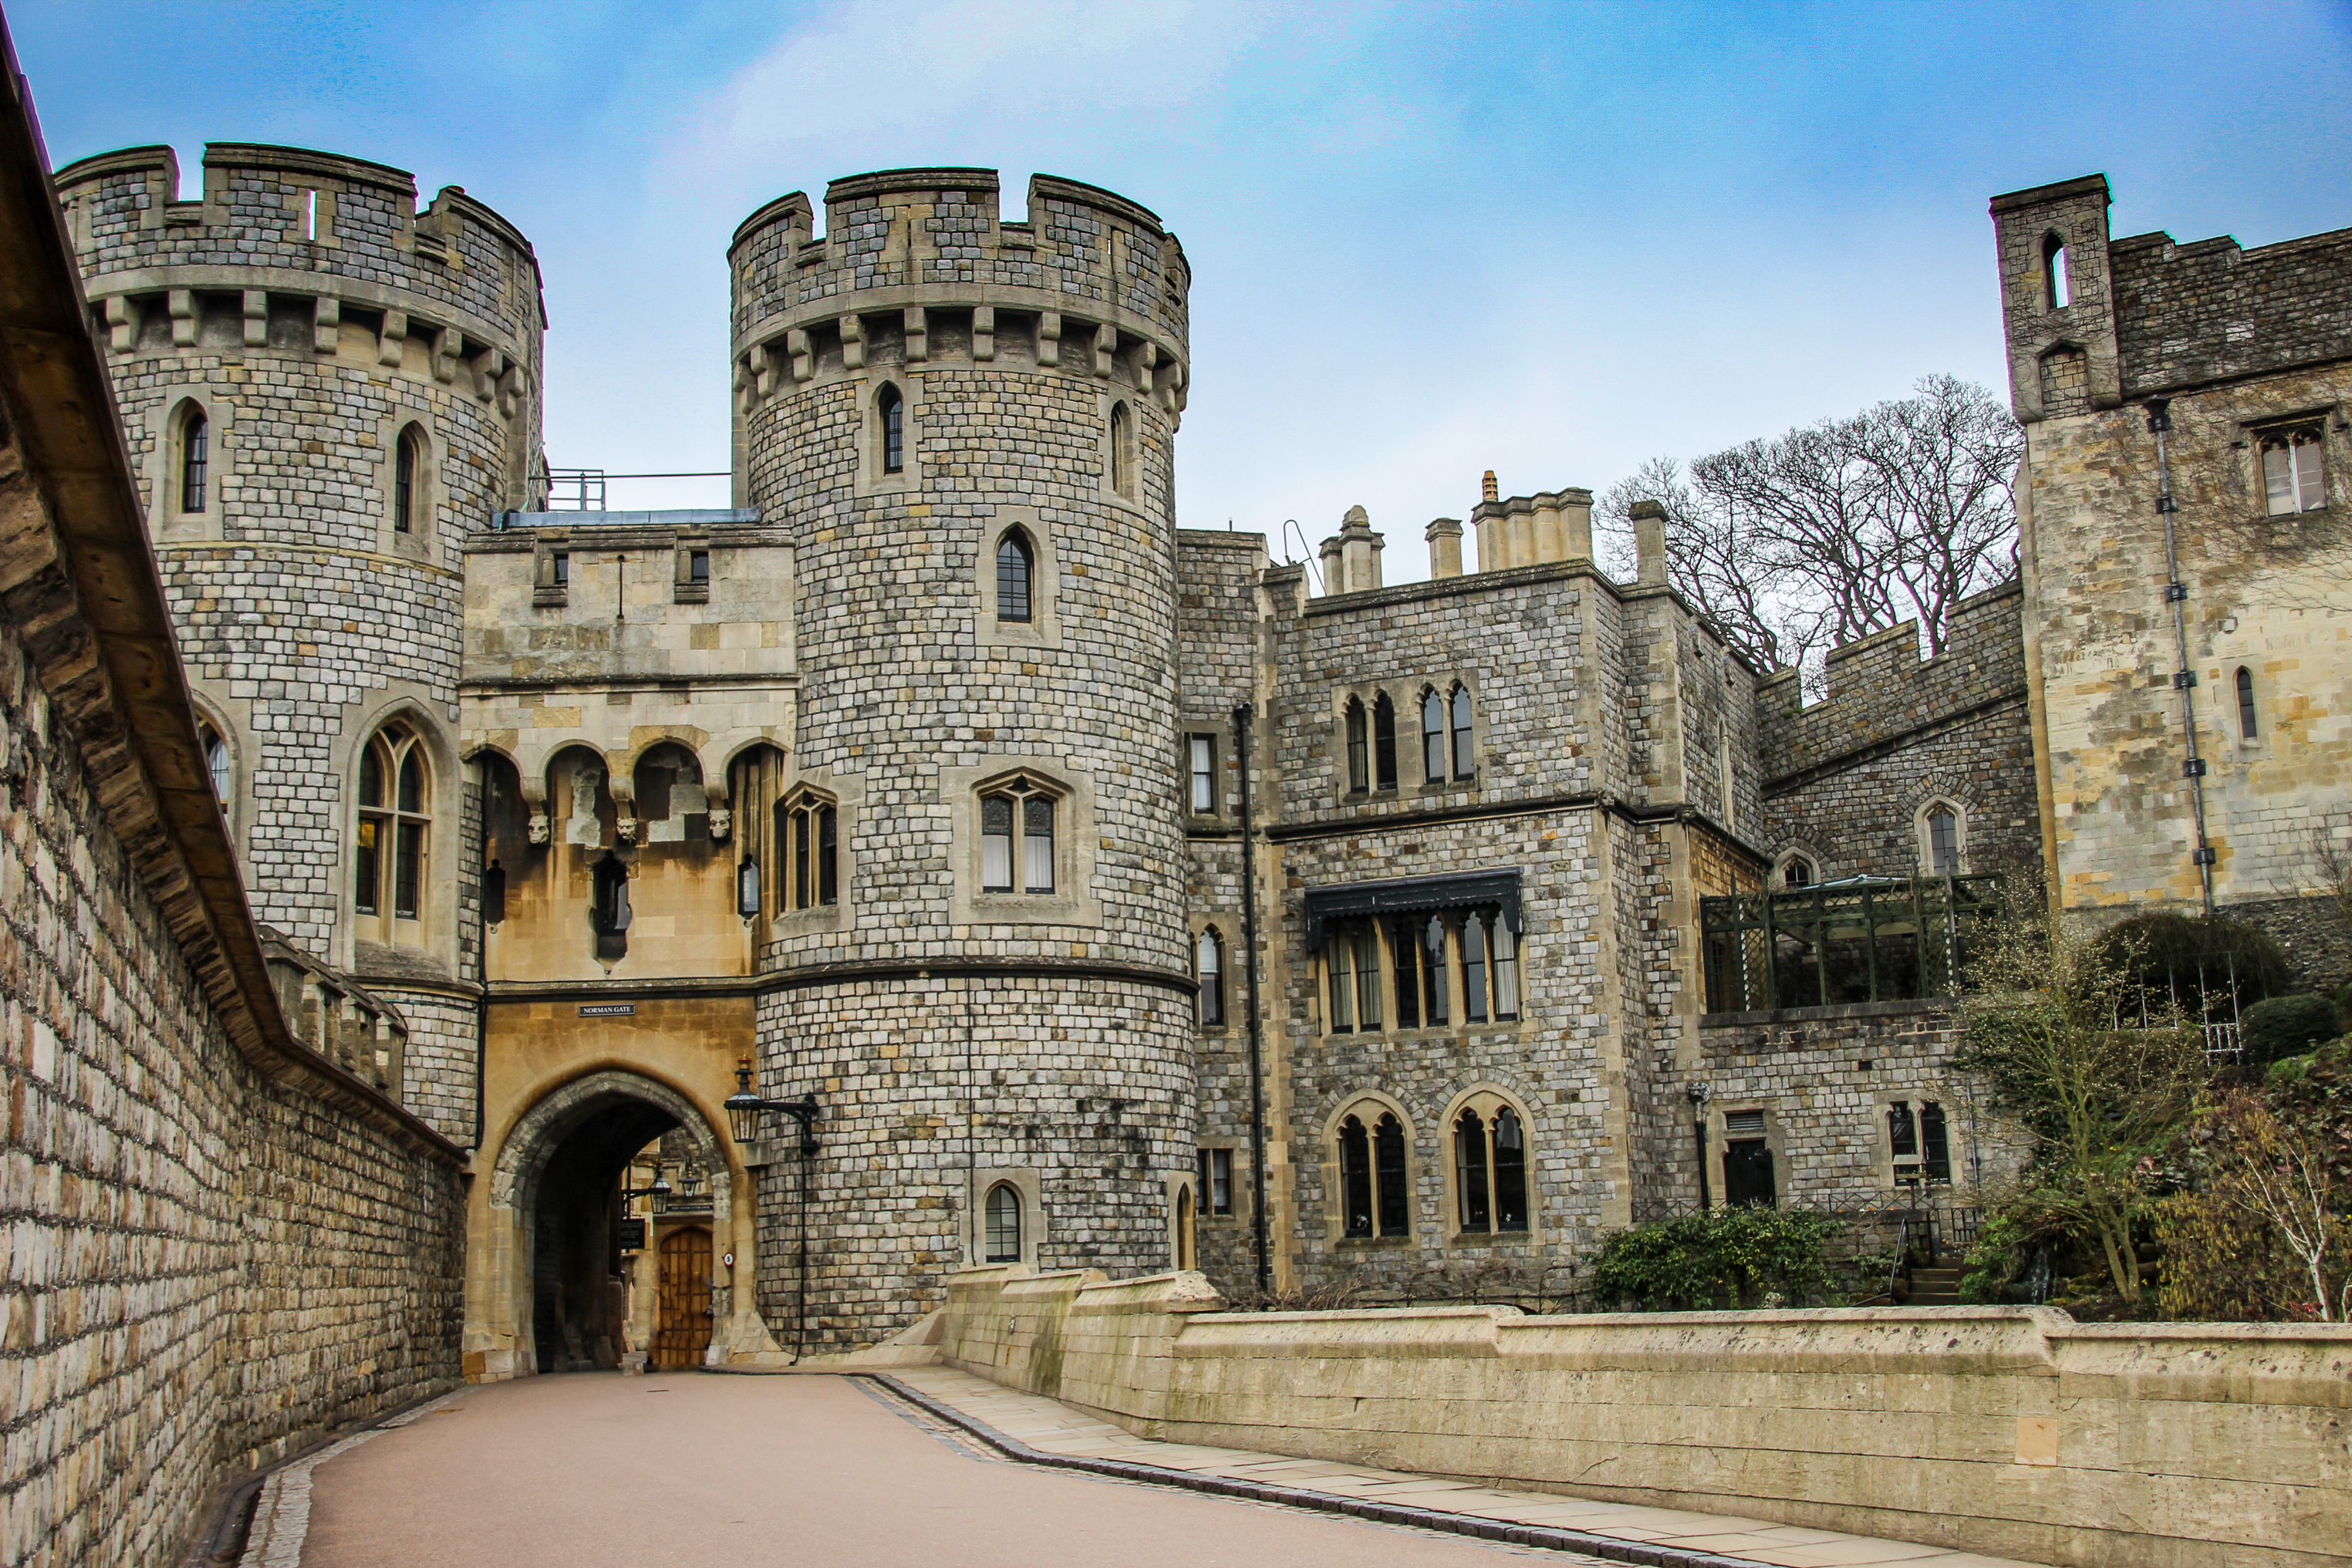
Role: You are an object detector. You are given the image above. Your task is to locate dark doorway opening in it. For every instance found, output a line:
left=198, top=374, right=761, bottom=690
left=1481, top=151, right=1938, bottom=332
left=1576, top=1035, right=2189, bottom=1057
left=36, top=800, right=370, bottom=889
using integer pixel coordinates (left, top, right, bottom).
left=1722, top=1140, right=1777, bottom=1209
left=530, top=1097, right=680, bottom=1373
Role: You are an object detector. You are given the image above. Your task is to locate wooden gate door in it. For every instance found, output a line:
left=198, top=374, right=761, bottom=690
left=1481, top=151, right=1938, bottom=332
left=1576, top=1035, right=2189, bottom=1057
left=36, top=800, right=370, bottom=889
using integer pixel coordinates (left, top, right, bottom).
left=652, top=1226, right=713, bottom=1371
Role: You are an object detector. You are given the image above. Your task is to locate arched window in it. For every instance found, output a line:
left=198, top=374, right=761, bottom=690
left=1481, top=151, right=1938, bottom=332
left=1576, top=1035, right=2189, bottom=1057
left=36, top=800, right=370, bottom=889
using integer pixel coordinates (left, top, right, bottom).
left=1344, top=698, right=1368, bottom=794
left=1421, top=688, right=1446, bottom=782
left=1196, top=927, right=1226, bottom=1026
left=197, top=719, right=230, bottom=808
left=1924, top=802, right=1962, bottom=876
left=980, top=777, right=1055, bottom=894
left=776, top=788, right=839, bottom=910
left=2236, top=666, right=2259, bottom=739
left=1372, top=693, right=1397, bottom=790
left=1336, top=1109, right=1410, bottom=1239
left=1453, top=1099, right=1530, bottom=1235
left=878, top=384, right=905, bottom=475
left=590, top=852, right=632, bottom=959
left=180, top=407, right=209, bottom=514
left=1109, top=401, right=1134, bottom=497
left=1174, top=1183, right=1195, bottom=1270
left=984, top=1182, right=1022, bottom=1263
left=356, top=723, right=430, bottom=927
left=1782, top=855, right=1816, bottom=889
left=633, top=742, right=705, bottom=845
left=393, top=424, right=423, bottom=534
left=996, top=529, right=1034, bottom=624
left=1449, top=684, right=1475, bottom=779
left=2043, top=232, right=2070, bottom=310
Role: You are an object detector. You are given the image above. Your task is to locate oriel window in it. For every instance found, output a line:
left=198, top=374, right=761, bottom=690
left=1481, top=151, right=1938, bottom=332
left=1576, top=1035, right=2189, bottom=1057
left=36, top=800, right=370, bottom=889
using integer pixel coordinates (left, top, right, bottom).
left=1390, top=916, right=1422, bottom=1029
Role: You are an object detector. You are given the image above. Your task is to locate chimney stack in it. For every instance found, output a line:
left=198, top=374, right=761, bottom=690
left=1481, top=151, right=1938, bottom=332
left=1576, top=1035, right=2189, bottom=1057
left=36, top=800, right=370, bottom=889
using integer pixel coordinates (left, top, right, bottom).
left=1630, top=499, right=1670, bottom=586
left=1426, top=517, right=1463, bottom=578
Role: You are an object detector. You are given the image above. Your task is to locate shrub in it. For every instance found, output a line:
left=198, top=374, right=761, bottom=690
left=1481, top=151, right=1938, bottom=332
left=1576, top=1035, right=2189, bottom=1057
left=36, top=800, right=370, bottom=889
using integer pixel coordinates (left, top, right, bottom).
left=2094, top=912, right=2291, bottom=1013
left=2242, top=994, right=2344, bottom=1066
left=1591, top=1207, right=1842, bottom=1310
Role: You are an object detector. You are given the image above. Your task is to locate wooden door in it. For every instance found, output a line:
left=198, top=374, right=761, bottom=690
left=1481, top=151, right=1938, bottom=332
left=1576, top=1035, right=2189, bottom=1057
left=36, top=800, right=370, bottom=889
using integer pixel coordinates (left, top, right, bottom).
left=652, top=1226, right=713, bottom=1370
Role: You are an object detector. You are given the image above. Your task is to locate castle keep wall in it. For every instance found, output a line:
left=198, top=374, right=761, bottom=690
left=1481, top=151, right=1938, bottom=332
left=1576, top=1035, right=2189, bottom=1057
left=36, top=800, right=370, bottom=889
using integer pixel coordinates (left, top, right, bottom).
left=735, top=169, right=1196, bottom=1345
left=53, top=142, right=548, bottom=1140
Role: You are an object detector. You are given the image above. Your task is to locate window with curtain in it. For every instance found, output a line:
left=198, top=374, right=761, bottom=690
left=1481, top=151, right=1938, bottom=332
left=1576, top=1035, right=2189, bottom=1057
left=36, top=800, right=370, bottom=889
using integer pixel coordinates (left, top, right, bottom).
left=1345, top=698, right=1368, bottom=794
left=1196, top=928, right=1225, bottom=1026
left=984, top=1183, right=1021, bottom=1263
left=1188, top=734, right=1216, bottom=814
left=355, top=723, right=430, bottom=929
left=1372, top=693, right=1397, bottom=790
left=1198, top=1147, right=1233, bottom=1216
left=1421, top=688, right=1446, bottom=781
left=979, top=777, right=1056, bottom=895
left=996, top=529, right=1034, bottom=622
left=1449, top=685, right=1475, bottom=779
left=2260, top=426, right=2326, bottom=516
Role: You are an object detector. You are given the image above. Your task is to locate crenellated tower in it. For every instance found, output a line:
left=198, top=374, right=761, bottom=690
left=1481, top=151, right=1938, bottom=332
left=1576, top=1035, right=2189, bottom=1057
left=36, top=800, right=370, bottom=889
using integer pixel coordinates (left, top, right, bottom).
left=728, top=168, right=1194, bottom=1344
left=52, top=142, right=546, bottom=1139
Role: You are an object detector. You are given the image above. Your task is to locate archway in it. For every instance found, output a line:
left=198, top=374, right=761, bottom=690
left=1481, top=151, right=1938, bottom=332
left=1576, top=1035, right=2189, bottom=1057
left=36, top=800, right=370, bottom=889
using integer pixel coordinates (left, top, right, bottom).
left=477, top=1070, right=771, bottom=1378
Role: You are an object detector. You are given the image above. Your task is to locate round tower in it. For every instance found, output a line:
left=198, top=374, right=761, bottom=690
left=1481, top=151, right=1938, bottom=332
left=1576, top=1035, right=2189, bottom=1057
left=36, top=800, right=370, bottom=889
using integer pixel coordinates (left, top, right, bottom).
left=729, top=168, right=1195, bottom=1345
left=52, top=142, right=545, bottom=1141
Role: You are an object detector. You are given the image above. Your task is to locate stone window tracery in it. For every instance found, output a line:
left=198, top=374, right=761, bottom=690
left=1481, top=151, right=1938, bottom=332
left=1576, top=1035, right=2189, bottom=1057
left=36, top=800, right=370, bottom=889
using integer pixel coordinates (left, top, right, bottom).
left=1920, top=800, right=1966, bottom=876
left=1886, top=1098, right=1953, bottom=1187
left=774, top=787, right=839, bottom=911
left=2259, top=424, right=2326, bottom=516
left=356, top=722, right=430, bottom=933
left=1452, top=1095, right=1530, bottom=1236
left=1337, top=1108, right=1410, bottom=1239
left=980, top=777, right=1056, bottom=895
left=1318, top=905, right=1519, bottom=1036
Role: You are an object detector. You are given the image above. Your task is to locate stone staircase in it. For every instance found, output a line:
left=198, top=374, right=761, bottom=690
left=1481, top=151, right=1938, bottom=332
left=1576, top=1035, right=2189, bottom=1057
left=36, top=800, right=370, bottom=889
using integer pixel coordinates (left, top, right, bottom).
left=1906, top=1264, right=1964, bottom=1306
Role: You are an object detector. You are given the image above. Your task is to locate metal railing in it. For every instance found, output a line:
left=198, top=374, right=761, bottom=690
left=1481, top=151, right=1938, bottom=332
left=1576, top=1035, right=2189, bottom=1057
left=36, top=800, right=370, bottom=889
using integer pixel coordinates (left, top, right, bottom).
left=1701, top=874, right=2005, bottom=1014
left=540, top=467, right=607, bottom=511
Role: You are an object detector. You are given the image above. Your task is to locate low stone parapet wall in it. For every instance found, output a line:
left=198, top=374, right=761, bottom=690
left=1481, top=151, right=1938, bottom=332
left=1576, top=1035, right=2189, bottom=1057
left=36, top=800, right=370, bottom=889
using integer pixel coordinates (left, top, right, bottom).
left=935, top=1266, right=2351, bottom=1568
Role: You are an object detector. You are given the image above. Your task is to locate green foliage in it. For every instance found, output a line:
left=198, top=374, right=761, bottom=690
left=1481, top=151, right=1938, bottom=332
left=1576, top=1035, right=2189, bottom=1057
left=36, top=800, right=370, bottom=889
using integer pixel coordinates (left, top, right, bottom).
left=1957, top=1208, right=2053, bottom=1303
left=2093, top=912, right=2292, bottom=1011
left=2242, top=995, right=2344, bottom=1066
left=1591, top=1207, right=1843, bottom=1310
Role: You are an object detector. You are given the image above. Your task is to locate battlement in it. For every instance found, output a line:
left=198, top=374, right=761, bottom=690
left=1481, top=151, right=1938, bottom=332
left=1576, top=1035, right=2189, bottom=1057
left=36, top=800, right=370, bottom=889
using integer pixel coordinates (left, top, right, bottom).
left=727, top=166, right=1188, bottom=416
left=52, top=140, right=544, bottom=360
left=1759, top=579, right=2026, bottom=780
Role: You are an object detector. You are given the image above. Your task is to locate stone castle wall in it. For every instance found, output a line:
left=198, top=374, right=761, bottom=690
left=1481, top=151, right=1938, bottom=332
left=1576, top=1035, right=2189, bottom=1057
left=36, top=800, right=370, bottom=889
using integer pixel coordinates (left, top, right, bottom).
left=734, top=169, right=1197, bottom=1340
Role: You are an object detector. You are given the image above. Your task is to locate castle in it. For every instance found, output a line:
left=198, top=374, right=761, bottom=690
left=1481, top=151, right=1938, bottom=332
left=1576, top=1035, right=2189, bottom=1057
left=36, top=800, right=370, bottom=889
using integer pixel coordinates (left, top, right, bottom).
left=38, top=143, right=2350, bottom=1379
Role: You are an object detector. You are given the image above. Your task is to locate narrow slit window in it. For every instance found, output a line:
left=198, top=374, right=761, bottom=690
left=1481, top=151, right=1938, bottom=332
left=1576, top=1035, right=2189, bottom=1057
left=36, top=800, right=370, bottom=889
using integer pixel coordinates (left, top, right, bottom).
left=879, top=385, right=905, bottom=475
left=1338, top=1117, right=1372, bottom=1237
left=1422, top=915, right=1449, bottom=1026
left=1372, top=693, right=1397, bottom=789
left=2237, top=666, right=2258, bottom=739
left=1110, top=401, right=1133, bottom=497
left=1456, top=1108, right=1491, bottom=1233
left=1390, top=917, right=1421, bottom=1030
left=302, top=187, right=317, bottom=241
left=1196, top=928, right=1225, bottom=1026
left=393, top=426, right=421, bottom=534
left=996, top=529, right=1034, bottom=623
left=1345, top=699, right=1368, bottom=794
left=2043, top=232, right=2070, bottom=310
left=200, top=722, right=230, bottom=805
left=181, top=410, right=209, bottom=514
left=1200, top=1148, right=1233, bottom=1216
left=1492, top=1108, right=1527, bottom=1232
left=1450, top=685, right=1475, bottom=779
left=816, top=804, right=838, bottom=905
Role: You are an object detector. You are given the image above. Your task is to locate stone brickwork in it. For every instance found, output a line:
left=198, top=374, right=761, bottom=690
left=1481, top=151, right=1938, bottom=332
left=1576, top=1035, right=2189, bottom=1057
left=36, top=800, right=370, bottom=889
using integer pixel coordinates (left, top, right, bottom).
left=1992, top=176, right=2352, bottom=971
left=733, top=169, right=1196, bottom=1343
left=53, top=141, right=546, bottom=1144
left=1758, top=581, right=2040, bottom=882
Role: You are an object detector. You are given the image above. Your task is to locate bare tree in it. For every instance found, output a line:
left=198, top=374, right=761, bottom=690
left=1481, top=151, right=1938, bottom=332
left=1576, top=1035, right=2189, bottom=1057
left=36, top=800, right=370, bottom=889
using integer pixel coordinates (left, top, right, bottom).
left=1598, top=376, right=2023, bottom=675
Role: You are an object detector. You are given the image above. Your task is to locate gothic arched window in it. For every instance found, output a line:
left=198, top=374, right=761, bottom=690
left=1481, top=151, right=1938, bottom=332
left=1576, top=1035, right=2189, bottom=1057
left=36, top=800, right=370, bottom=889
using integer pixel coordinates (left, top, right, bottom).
left=1344, top=698, right=1368, bottom=794
left=2236, top=666, right=2259, bottom=739
left=393, top=424, right=423, bottom=534
left=1336, top=1108, right=1411, bottom=1239
left=356, top=723, right=430, bottom=928
left=996, top=529, right=1034, bottom=624
left=776, top=787, right=839, bottom=910
left=1109, top=400, right=1134, bottom=497
left=179, top=406, right=209, bottom=514
left=197, top=719, right=230, bottom=808
left=877, top=383, right=905, bottom=475
left=1449, top=684, right=1475, bottom=779
left=984, top=1182, right=1022, bottom=1263
left=1372, top=693, right=1397, bottom=789
left=1421, top=687, right=1446, bottom=782
left=980, top=777, right=1056, bottom=895
left=1453, top=1098, right=1531, bottom=1235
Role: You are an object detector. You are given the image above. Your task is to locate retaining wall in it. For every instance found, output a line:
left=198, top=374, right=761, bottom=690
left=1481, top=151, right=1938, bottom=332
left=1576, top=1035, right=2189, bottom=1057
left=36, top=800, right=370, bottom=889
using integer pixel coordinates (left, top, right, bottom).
left=936, top=1264, right=2352, bottom=1568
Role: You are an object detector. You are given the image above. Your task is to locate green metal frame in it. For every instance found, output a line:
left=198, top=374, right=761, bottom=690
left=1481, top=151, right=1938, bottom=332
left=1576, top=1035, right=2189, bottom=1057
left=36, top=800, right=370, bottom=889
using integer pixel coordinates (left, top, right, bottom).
left=1701, top=874, right=2003, bottom=1013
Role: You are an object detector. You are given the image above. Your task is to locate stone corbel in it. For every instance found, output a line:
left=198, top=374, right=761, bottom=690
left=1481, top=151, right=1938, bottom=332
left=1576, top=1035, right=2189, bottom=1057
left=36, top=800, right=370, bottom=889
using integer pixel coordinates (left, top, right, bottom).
left=611, top=774, right=636, bottom=845
left=1136, top=339, right=1158, bottom=394
left=972, top=305, right=995, bottom=362
left=313, top=295, right=341, bottom=355
left=103, top=297, right=133, bottom=353
left=1161, top=358, right=1186, bottom=416
left=904, top=306, right=927, bottom=364
left=521, top=774, right=550, bottom=845
left=528, top=812, right=550, bottom=845
left=748, top=342, right=774, bottom=399
left=432, top=326, right=462, bottom=383
left=788, top=329, right=813, bottom=383
left=616, top=816, right=638, bottom=845
left=840, top=314, right=866, bottom=370
left=379, top=309, right=407, bottom=368
left=1038, top=311, right=1062, bottom=367
left=475, top=349, right=505, bottom=403
left=168, top=288, right=197, bottom=348
left=1092, top=322, right=1116, bottom=378
left=498, top=362, right=525, bottom=420
left=242, top=291, right=268, bottom=348
left=707, top=807, right=731, bottom=841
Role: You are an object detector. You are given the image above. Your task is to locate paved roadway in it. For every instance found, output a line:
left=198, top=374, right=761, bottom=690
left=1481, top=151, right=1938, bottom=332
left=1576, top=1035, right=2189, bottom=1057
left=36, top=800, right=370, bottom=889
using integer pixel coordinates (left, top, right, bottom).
left=298, top=1372, right=1548, bottom=1567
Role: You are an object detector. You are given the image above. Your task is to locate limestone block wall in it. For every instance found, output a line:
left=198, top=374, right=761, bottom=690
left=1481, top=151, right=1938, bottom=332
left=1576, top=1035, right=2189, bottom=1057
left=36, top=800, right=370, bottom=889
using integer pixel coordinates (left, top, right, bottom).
left=0, top=622, right=464, bottom=1568
left=934, top=1266, right=2352, bottom=1568
left=1758, top=582, right=2038, bottom=881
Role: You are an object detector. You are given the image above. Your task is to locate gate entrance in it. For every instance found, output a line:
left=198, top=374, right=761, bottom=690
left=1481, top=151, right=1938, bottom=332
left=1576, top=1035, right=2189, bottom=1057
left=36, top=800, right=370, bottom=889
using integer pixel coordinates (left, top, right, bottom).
left=653, top=1226, right=714, bottom=1369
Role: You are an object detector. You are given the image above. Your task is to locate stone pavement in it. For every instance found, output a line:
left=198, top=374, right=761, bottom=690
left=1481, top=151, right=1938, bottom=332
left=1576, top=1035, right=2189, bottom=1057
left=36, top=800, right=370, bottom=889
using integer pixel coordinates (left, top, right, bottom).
left=886, top=1366, right=2050, bottom=1568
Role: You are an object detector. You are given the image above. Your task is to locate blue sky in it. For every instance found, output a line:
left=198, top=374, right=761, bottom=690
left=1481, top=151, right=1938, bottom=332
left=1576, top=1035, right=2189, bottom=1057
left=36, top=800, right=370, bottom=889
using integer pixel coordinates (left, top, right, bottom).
left=13, top=0, right=2350, bottom=578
